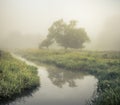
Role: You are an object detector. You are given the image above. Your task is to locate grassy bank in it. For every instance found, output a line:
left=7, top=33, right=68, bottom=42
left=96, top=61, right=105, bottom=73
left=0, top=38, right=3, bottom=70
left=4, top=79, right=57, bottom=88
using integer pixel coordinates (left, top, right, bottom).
left=0, top=50, right=39, bottom=101
left=17, top=49, right=120, bottom=105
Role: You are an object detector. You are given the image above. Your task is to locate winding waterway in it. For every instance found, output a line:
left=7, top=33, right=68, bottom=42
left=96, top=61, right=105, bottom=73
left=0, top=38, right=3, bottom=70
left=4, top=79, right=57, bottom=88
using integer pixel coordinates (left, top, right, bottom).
left=2, top=55, right=98, bottom=105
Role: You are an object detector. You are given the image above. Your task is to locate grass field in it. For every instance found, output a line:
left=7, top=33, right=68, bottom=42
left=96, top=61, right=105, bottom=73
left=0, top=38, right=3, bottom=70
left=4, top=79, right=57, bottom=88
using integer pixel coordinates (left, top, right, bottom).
left=17, top=49, right=120, bottom=105
left=0, top=50, right=40, bottom=101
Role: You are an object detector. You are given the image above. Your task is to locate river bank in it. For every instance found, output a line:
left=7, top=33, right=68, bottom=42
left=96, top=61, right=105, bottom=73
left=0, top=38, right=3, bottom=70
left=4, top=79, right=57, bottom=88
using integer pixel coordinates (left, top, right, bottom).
left=17, top=49, right=120, bottom=105
left=2, top=57, right=97, bottom=105
left=0, top=50, right=40, bottom=102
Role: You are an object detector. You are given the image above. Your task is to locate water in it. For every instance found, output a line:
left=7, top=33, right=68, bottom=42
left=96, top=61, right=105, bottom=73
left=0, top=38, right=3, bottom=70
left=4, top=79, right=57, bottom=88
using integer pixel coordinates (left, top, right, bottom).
left=2, top=55, right=98, bottom=105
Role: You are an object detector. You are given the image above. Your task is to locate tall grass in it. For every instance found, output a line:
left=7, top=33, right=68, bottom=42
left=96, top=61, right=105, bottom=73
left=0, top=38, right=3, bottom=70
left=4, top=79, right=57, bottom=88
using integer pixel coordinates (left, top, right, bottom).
left=17, top=49, right=120, bottom=105
left=0, top=50, right=40, bottom=101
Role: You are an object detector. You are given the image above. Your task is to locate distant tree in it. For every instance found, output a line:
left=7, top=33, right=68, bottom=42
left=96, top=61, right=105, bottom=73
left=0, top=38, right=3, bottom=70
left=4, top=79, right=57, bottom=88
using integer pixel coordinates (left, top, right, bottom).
left=39, top=38, right=53, bottom=48
left=47, top=19, right=90, bottom=49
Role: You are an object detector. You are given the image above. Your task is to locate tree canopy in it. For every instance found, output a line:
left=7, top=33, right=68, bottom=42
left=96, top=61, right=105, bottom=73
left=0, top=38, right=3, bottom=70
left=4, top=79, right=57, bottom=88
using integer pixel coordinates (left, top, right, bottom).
left=39, top=38, right=53, bottom=48
left=40, top=19, right=90, bottom=49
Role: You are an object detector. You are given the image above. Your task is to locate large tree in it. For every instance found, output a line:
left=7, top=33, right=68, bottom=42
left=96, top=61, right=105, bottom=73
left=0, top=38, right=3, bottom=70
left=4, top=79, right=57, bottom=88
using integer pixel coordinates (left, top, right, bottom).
left=40, top=19, right=90, bottom=49
left=39, top=38, right=53, bottom=48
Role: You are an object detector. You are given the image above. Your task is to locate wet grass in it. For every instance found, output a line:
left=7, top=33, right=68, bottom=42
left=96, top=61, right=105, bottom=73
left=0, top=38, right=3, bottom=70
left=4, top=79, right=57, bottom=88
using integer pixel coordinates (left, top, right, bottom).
left=0, top=50, right=40, bottom=102
left=17, top=49, right=120, bottom=105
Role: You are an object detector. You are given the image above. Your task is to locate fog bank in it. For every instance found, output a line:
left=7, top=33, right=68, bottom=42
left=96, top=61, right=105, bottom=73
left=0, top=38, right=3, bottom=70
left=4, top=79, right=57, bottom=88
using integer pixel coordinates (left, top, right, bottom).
left=0, top=0, right=120, bottom=50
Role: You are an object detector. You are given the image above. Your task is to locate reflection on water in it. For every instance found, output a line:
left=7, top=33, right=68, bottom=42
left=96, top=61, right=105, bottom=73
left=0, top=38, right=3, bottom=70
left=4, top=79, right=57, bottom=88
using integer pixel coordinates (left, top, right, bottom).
left=1, top=57, right=98, bottom=105
left=46, top=66, right=86, bottom=88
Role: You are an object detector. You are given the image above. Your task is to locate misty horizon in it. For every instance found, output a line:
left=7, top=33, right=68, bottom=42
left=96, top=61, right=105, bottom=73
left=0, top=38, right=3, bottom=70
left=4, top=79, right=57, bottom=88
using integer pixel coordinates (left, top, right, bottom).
left=0, top=0, right=120, bottom=50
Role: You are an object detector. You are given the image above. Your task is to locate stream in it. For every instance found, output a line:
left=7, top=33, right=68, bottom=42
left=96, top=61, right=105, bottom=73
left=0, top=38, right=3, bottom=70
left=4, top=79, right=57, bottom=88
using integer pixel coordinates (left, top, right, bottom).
left=3, top=55, right=98, bottom=105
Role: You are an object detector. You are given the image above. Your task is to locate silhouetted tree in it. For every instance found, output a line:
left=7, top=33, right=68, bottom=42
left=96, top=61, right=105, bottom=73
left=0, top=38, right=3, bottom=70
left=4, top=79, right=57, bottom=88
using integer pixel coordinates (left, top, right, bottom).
left=39, top=38, right=53, bottom=48
left=40, top=19, right=90, bottom=49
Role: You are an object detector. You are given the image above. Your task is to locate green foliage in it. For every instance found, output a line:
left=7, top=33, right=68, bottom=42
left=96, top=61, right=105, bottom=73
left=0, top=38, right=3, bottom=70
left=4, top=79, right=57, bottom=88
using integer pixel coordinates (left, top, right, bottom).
left=17, top=49, right=120, bottom=105
left=0, top=51, right=39, bottom=101
left=39, top=38, right=53, bottom=48
left=41, top=19, right=90, bottom=49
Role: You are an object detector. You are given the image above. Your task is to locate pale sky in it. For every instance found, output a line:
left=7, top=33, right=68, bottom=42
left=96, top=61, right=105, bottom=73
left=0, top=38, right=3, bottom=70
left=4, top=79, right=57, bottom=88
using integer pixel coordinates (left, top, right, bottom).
left=0, top=0, right=120, bottom=50
left=0, top=0, right=120, bottom=35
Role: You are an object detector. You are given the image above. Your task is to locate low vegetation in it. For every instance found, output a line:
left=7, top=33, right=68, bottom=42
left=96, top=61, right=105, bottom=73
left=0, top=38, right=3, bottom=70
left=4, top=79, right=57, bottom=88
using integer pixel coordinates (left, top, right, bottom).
left=17, top=49, right=120, bottom=105
left=0, top=50, right=40, bottom=101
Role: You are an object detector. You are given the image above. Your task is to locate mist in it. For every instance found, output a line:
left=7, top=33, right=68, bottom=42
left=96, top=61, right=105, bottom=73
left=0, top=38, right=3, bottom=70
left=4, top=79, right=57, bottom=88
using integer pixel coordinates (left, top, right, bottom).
left=0, top=32, right=44, bottom=50
left=96, top=15, right=120, bottom=51
left=0, top=0, right=120, bottom=50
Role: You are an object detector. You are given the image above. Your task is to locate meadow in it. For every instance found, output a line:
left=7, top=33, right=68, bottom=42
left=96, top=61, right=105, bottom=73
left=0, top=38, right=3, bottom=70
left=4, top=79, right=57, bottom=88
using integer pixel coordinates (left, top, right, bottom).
left=17, top=49, right=120, bottom=105
left=0, top=50, right=39, bottom=102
